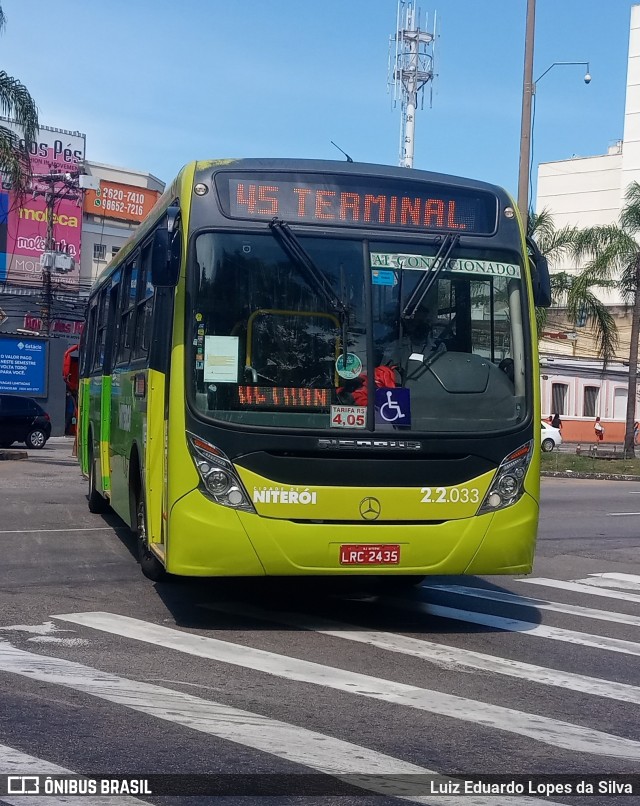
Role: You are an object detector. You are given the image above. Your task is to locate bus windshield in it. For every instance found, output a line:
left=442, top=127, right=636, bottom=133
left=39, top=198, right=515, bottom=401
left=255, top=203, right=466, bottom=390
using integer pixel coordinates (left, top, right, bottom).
left=189, top=231, right=528, bottom=433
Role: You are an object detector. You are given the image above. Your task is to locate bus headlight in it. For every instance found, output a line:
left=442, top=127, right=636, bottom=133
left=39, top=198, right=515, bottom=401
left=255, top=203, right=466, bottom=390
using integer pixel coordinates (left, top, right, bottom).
left=206, top=468, right=232, bottom=495
left=187, top=433, right=255, bottom=513
left=477, top=441, right=533, bottom=514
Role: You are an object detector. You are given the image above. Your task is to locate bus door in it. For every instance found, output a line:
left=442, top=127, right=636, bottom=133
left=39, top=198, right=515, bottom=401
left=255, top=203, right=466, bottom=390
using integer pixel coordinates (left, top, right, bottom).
left=109, top=255, right=138, bottom=517
left=95, top=270, right=121, bottom=500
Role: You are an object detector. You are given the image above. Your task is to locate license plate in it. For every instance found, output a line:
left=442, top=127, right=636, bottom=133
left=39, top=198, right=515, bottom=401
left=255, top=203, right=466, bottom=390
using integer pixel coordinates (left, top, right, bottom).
left=339, top=544, right=400, bottom=565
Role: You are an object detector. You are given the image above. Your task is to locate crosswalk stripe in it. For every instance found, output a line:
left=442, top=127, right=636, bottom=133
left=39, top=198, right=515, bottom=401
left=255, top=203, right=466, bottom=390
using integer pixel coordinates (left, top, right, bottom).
left=53, top=612, right=640, bottom=760
left=391, top=600, right=640, bottom=657
left=594, top=573, right=640, bottom=583
left=0, top=742, right=149, bottom=805
left=202, top=601, right=640, bottom=706
left=517, top=578, right=640, bottom=604
left=421, top=584, right=640, bottom=627
left=590, top=573, right=640, bottom=587
left=0, top=639, right=558, bottom=806
left=572, top=578, right=640, bottom=592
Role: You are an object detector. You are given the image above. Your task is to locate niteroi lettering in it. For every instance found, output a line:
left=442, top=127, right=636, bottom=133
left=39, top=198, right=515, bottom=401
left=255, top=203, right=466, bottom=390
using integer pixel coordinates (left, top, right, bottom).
left=252, top=487, right=318, bottom=505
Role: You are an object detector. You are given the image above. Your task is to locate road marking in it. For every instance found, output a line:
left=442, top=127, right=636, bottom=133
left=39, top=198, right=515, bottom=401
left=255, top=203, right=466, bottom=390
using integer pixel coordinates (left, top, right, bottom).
left=572, top=576, right=640, bottom=592
left=53, top=612, right=640, bottom=760
left=421, top=584, right=640, bottom=627
left=607, top=511, right=640, bottom=517
left=0, top=741, right=149, bottom=805
left=0, top=639, right=557, bottom=805
left=0, top=527, right=121, bottom=535
left=0, top=621, right=72, bottom=635
left=388, top=599, right=640, bottom=657
left=203, top=601, right=640, bottom=706
left=0, top=621, right=89, bottom=646
left=518, top=578, right=640, bottom=604
left=591, top=572, right=640, bottom=586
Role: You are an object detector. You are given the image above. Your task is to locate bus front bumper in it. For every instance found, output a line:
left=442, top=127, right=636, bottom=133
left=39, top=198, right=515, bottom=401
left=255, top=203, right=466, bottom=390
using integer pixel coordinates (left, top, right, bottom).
left=165, top=489, right=538, bottom=577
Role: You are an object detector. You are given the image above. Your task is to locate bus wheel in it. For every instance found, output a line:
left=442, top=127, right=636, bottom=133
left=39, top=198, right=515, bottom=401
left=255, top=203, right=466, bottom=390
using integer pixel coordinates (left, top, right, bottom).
left=133, top=487, right=167, bottom=582
left=88, top=447, right=109, bottom=513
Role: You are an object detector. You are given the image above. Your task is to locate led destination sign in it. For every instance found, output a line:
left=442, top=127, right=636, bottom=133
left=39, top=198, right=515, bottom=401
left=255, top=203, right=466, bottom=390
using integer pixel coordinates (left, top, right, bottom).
left=238, top=386, right=330, bottom=409
left=215, top=173, right=498, bottom=234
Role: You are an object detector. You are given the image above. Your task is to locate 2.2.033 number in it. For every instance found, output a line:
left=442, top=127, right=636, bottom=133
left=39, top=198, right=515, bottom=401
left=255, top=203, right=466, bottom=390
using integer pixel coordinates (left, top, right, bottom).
left=420, top=486, right=480, bottom=504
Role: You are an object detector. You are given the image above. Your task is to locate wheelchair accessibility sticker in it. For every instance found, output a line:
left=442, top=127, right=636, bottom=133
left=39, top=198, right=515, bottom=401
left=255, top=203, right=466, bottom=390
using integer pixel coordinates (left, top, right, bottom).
left=375, top=387, right=411, bottom=427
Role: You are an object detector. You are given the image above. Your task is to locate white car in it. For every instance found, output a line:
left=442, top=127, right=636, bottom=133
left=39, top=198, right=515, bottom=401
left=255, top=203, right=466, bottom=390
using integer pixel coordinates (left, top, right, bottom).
left=541, top=421, right=563, bottom=452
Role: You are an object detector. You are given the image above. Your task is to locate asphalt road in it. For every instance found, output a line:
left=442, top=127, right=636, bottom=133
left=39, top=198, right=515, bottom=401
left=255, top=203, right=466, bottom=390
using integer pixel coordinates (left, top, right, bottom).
left=1, top=438, right=639, bottom=806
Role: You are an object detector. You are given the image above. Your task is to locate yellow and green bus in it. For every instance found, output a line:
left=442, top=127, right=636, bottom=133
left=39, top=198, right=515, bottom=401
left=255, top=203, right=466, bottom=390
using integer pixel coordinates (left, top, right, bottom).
left=78, top=158, right=550, bottom=583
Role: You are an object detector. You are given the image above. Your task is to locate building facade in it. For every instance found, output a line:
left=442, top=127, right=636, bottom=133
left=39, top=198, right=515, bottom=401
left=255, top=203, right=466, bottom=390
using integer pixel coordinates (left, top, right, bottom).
left=0, top=120, right=164, bottom=435
left=535, top=4, right=640, bottom=436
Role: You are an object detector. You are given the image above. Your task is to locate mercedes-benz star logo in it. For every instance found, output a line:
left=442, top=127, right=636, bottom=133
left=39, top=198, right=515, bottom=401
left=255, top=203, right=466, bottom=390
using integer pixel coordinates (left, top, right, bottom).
left=359, top=497, right=381, bottom=521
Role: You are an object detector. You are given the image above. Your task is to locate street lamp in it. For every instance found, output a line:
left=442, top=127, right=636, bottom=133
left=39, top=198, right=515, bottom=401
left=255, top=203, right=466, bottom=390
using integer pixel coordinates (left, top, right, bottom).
left=517, top=0, right=591, bottom=224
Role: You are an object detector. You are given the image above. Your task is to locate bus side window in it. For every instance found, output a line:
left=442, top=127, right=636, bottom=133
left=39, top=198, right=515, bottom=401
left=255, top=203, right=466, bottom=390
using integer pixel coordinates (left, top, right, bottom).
left=116, top=253, right=140, bottom=365
left=92, top=291, right=109, bottom=373
left=85, top=301, right=98, bottom=374
left=132, top=243, right=155, bottom=363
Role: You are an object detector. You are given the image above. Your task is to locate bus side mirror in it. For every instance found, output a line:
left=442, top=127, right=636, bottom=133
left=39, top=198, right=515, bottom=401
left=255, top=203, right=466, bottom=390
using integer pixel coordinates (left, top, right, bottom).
left=151, top=206, right=181, bottom=287
left=526, top=236, right=551, bottom=308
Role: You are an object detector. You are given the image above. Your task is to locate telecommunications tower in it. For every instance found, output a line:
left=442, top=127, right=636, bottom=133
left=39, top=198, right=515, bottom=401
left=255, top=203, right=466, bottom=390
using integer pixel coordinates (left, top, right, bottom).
left=389, top=1, right=437, bottom=168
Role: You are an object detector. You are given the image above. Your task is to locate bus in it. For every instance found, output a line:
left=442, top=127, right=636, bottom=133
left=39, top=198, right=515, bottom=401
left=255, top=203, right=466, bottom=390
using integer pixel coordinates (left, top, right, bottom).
left=78, top=158, right=550, bottom=583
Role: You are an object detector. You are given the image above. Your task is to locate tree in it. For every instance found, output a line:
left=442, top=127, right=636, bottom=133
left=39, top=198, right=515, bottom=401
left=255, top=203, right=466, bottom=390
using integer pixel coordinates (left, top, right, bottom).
left=529, top=208, right=619, bottom=366
left=0, top=4, right=39, bottom=193
left=571, top=181, right=640, bottom=458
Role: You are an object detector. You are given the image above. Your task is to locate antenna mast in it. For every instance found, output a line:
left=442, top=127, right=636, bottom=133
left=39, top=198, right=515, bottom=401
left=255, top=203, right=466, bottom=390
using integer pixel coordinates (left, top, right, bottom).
left=389, top=1, right=437, bottom=168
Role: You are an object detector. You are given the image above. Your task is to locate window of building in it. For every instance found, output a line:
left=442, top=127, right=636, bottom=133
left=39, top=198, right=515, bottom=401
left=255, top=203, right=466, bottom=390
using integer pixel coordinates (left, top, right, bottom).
left=93, top=243, right=107, bottom=261
left=614, top=388, right=627, bottom=420
left=551, top=383, right=568, bottom=416
left=583, top=386, right=599, bottom=418
left=111, top=246, right=120, bottom=258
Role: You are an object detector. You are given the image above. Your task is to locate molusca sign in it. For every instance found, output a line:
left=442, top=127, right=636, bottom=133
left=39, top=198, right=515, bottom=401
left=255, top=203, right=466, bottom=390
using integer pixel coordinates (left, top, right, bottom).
left=0, top=118, right=85, bottom=289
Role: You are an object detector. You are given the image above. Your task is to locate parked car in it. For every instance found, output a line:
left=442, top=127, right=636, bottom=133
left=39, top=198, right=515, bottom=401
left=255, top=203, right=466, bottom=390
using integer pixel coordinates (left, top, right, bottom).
left=0, top=394, right=52, bottom=449
left=541, top=421, right=562, bottom=452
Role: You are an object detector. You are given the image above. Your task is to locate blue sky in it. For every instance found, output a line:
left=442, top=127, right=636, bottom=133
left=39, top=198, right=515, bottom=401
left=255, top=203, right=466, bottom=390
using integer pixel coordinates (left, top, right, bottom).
left=0, top=0, right=635, bottom=203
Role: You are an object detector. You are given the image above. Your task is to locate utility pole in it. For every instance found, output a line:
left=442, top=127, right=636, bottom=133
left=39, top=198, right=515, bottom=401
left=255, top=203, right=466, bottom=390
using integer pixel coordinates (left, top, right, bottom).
left=517, top=0, right=536, bottom=225
left=41, top=185, right=55, bottom=337
left=32, top=172, right=81, bottom=337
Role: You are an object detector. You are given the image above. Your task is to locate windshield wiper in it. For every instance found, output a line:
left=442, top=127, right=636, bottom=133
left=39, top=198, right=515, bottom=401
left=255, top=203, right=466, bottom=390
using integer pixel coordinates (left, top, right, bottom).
left=270, top=218, right=347, bottom=315
left=270, top=218, right=350, bottom=369
left=401, top=233, right=460, bottom=321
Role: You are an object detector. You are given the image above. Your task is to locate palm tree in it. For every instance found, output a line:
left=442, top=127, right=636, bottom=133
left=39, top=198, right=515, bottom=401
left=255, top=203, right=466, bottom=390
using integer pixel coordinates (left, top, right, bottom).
left=529, top=209, right=619, bottom=367
left=0, top=4, right=39, bottom=193
left=571, top=181, right=640, bottom=458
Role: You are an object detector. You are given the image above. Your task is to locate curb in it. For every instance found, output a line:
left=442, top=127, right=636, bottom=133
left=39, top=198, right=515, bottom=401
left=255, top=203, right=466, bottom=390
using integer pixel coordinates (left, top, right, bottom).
left=541, top=471, right=640, bottom=482
left=0, top=450, right=28, bottom=461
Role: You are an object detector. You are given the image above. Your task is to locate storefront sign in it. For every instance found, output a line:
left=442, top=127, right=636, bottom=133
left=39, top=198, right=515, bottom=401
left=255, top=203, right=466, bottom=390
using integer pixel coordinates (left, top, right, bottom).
left=84, top=180, right=160, bottom=224
left=0, top=334, right=47, bottom=395
left=0, top=118, right=85, bottom=289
